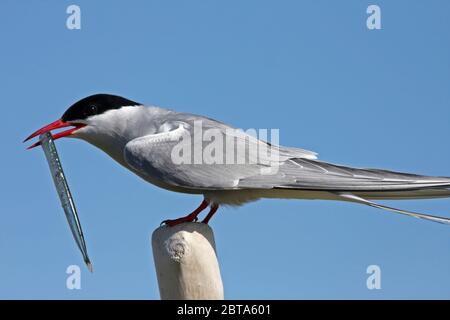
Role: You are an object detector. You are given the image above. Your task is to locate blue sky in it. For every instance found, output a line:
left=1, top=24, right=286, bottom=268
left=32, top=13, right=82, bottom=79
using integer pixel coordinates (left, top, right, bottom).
left=1, top=0, right=450, bottom=299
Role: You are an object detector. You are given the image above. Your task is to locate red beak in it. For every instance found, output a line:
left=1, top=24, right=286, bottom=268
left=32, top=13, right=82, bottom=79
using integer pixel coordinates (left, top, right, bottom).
left=23, top=119, right=86, bottom=149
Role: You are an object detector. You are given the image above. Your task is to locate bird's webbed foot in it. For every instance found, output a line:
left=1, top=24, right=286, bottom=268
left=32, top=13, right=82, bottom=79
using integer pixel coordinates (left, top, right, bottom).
left=161, top=199, right=209, bottom=227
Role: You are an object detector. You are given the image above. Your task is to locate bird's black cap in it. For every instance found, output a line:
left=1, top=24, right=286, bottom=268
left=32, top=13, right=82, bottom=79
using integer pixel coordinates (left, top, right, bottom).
left=62, top=94, right=140, bottom=122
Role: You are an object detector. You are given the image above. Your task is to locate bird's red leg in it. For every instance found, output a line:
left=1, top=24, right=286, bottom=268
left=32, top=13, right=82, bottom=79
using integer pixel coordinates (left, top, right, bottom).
left=162, top=200, right=209, bottom=227
left=201, top=203, right=219, bottom=224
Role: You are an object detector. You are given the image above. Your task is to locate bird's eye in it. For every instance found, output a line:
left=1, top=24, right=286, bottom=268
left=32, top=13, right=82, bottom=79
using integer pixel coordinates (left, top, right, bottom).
left=84, top=105, right=98, bottom=117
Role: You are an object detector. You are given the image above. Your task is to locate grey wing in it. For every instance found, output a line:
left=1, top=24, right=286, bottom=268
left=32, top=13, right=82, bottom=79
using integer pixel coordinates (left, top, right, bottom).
left=123, top=111, right=319, bottom=190
left=123, top=121, right=271, bottom=190
left=239, top=158, right=450, bottom=192
left=238, top=158, right=450, bottom=225
left=123, top=112, right=450, bottom=225
left=124, top=113, right=450, bottom=193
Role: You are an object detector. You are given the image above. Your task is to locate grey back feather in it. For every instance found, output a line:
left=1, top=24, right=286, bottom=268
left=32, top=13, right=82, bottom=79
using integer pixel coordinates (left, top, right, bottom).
left=124, top=109, right=450, bottom=193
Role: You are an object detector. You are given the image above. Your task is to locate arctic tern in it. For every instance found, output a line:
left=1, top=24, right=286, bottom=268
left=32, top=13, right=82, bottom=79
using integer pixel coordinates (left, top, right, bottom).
left=24, top=94, right=450, bottom=226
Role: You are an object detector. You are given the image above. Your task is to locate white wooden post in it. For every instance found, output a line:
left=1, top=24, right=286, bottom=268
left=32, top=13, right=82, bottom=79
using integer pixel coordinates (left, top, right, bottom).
left=151, top=222, right=224, bottom=300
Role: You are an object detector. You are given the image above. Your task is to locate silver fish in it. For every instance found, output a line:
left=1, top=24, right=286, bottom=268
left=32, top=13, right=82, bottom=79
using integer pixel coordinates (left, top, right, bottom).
left=39, top=132, right=93, bottom=272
